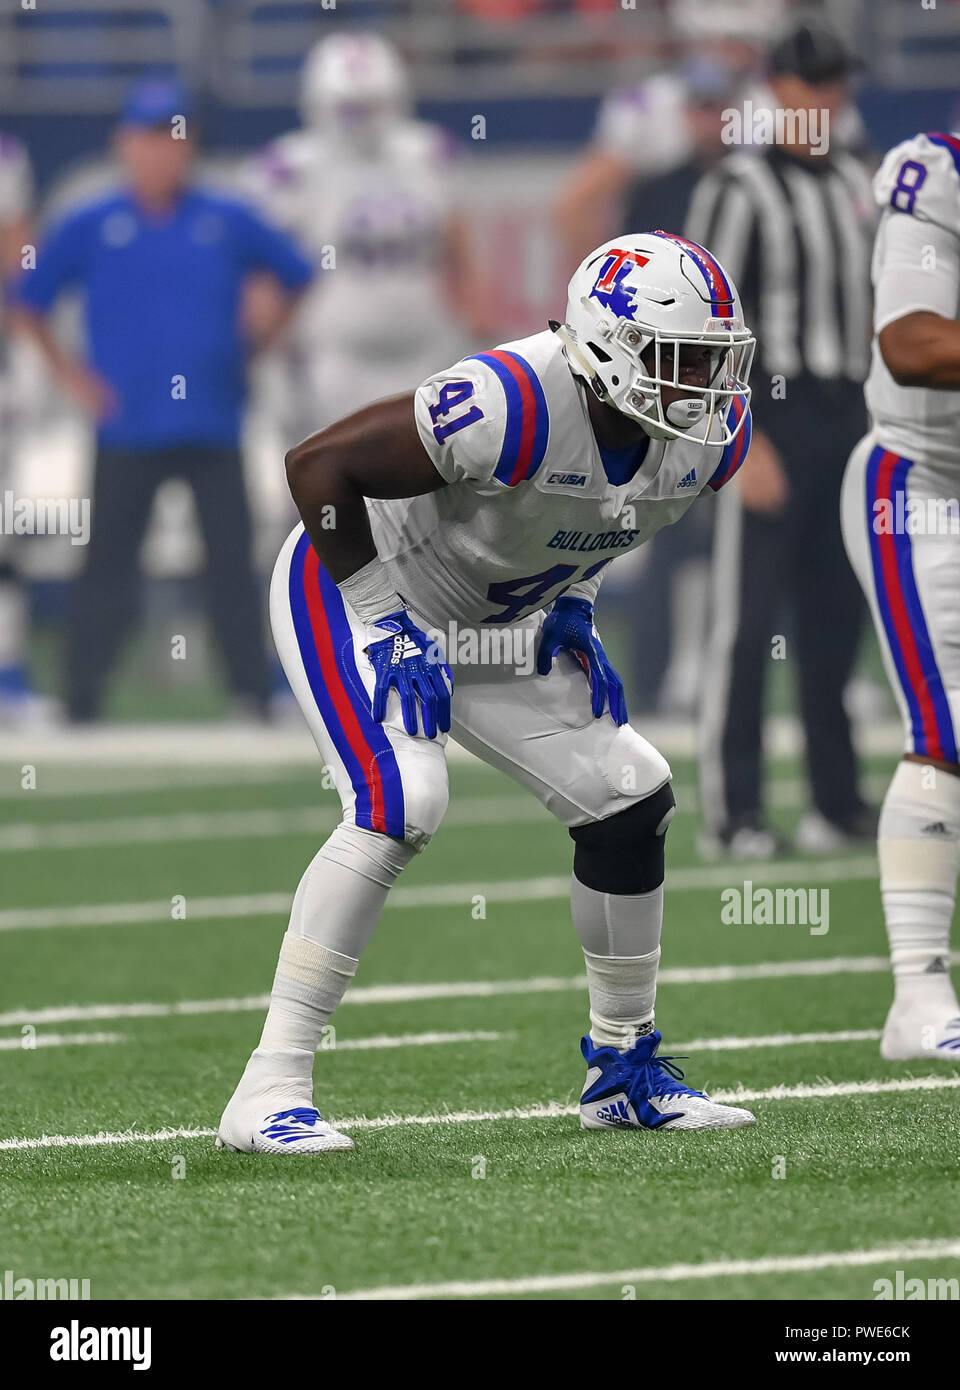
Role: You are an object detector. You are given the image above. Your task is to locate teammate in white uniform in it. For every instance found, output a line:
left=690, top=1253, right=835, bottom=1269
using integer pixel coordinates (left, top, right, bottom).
left=246, top=33, right=473, bottom=435
left=555, top=72, right=696, bottom=267
left=218, top=231, right=757, bottom=1153
left=0, top=134, right=57, bottom=725
left=841, top=132, right=960, bottom=1060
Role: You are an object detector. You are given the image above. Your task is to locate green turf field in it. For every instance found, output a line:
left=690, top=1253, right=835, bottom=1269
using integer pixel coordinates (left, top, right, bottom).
left=2, top=750, right=959, bottom=1301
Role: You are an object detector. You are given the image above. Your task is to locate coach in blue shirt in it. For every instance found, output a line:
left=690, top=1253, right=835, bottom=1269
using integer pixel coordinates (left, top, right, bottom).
left=14, top=79, right=314, bottom=721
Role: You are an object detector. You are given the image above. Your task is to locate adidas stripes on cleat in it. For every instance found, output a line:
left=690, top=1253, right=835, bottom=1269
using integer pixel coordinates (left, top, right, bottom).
left=579, top=1031, right=756, bottom=1131
left=216, top=1105, right=354, bottom=1155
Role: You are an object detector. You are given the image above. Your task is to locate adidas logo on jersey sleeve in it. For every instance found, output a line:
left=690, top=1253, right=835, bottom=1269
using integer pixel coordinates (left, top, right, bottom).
left=677, top=468, right=697, bottom=489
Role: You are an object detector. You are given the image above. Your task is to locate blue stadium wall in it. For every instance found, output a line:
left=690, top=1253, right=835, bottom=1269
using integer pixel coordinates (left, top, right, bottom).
left=5, top=89, right=958, bottom=195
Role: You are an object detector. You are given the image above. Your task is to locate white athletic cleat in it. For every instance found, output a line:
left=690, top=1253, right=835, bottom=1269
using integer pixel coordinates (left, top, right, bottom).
left=881, top=992, right=960, bottom=1061
left=217, top=1105, right=354, bottom=1154
left=698, top=825, right=784, bottom=863
left=579, top=1032, right=756, bottom=1131
left=794, top=807, right=878, bottom=854
left=216, top=1048, right=354, bottom=1154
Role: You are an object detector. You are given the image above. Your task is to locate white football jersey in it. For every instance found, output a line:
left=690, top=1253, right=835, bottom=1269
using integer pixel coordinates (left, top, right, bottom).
left=368, top=329, right=751, bottom=629
left=247, top=120, right=454, bottom=358
left=865, top=132, right=960, bottom=468
left=0, top=133, right=31, bottom=227
left=0, top=134, right=32, bottom=343
left=594, top=74, right=692, bottom=177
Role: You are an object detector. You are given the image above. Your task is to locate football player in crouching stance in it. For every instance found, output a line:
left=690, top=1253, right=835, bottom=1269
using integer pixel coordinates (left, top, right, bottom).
left=217, top=232, right=758, bottom=1153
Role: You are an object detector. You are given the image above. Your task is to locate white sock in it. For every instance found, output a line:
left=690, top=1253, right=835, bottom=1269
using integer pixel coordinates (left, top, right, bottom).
left=878, top=760, right=960, bottom=1001
left=233, top=1043, right=317, bottom=1111
left=256, top=822, right=416, bottom=1061
left=259, top=935, right=358, bottom=1054
left=583, top=947, right=661, bottom=1049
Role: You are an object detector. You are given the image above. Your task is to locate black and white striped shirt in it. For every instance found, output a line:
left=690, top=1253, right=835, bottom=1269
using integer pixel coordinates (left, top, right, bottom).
left=685, top=146, right=875, bottom=384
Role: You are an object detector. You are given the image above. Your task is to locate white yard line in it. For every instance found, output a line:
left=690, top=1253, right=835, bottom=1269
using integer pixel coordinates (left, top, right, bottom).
left=0, top=1126, right=217, bottom=1152
left=0, top=856, right=879, bottom=932
left=336, top=1075, right=960, bottom=1131
left=325, top=1238, right=960, bottom=1301
left=0, top=1031, right=124, bottom=1053
left=0, top=1027, right=504, bottom=1056
left=319, top=1029, right=509, bottom=1052
left=0, top=1008, right=884, bottom=1054
left=0, top=1013, right=882, bottom=1053
left=0, top=892, right=294, bottom=931
left=0, top=714, right=906, bottom=766
left=0, top=795, right=549, bottom=852
left=5, top=955, right=958, bottom=1028
left=2, top=1074, right=959, bottom=1153
left=0, top=766, right=324, bottom=801
left=0, top=773, right=893, bottom=852
left=671, top=1028, right=881, bottom=1051
left=0, top=726, right=486, bottom=768
left=711, top=1074, right=960, bottom=1102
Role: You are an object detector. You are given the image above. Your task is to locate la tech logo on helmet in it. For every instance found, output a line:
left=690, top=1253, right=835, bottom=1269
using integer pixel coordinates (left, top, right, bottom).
left=588, top=247, right=649, bottom=321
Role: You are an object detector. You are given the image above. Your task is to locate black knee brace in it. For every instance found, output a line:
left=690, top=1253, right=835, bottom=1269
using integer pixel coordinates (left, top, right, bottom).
left=569, top=782, right=676, bottom=895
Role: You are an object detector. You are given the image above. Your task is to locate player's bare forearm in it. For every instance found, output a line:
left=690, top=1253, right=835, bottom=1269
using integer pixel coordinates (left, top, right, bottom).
left=879, top=311, right=960, bottom=389
left=10, top=305, right=77, bottom=378
left=242, top=276, right=305, bottom=352
left=553, top=151, right=628, bottom=266
left=10, top=306, right=118, bottom=418
left=1, top=216, right=30, bottom=278
left=284, top=392, right=447, bottom=582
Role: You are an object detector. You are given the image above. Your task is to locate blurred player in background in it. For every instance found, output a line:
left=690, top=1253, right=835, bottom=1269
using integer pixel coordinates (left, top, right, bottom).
left=841, top=130, right=960, bottom=1060
left=553, top=0, right=783, bottom=268
left=0, top=134, right=57, bottom=726
left=245, top=33, right=485, bottom=443
left=554, top=69, right=695, bottom=268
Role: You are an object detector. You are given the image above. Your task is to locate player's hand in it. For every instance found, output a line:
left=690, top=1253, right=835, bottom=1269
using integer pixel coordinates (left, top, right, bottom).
left=737, top=429, right=788, bottom=514
left=365, top=610, right=453, bottom=740
left=57, top=360, right=119, bottom=421
left=536, top=596, right=627, bottom=726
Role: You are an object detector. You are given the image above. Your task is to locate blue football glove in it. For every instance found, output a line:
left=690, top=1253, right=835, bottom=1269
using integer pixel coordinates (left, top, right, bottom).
left=536, top=596, right=627, bottom=726
left=366, top=610, right=453, bottom=740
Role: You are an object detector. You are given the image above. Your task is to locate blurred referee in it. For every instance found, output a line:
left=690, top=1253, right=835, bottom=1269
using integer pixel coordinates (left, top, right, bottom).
left=13, top=80, right=314, bottom=722
left=686, top=17, right=877, bottom=857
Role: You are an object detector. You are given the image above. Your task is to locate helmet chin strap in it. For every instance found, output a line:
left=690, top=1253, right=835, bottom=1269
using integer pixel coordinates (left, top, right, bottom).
left=552, top=322, right=603, bottom=393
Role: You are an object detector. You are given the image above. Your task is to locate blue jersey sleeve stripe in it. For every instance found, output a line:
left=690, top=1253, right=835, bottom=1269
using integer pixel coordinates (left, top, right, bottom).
left=497, top=350, right=549, bottom=482
left=468, top=350, right=549, bottom=485
left=468, top=352, right=522, bottom=482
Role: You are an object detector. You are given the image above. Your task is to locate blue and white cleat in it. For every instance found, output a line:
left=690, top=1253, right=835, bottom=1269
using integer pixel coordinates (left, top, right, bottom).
left=579, top=1031, right=756, bottom=1131
left=216, top=1105, right=354, bottom=1155
left=217, top=1048, right=354, bottom=1154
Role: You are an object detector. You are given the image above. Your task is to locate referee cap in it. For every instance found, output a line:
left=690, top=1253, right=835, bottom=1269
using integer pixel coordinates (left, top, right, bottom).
left=768, top=16, right=859, bottom=84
